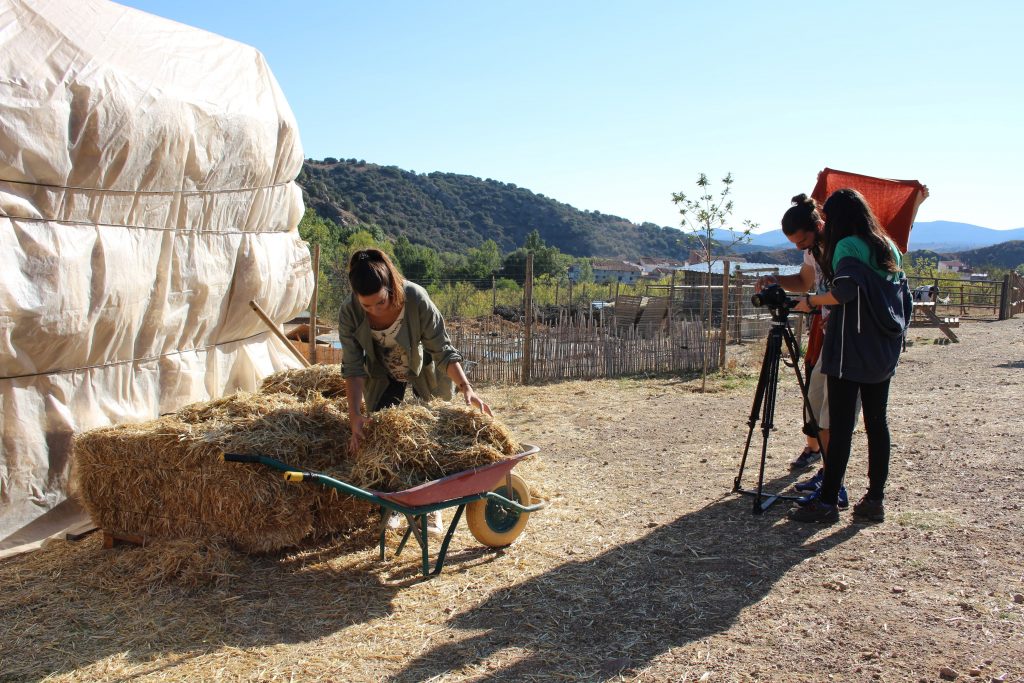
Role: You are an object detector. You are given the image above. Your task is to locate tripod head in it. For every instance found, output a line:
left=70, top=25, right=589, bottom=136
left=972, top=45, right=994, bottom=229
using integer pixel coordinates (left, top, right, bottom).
left=750, top=284, right=798, bottom=323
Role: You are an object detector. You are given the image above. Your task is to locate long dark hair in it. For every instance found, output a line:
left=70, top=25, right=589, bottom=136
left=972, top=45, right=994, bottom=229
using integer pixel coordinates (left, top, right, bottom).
left=821, top=188, right=898, bottom=280
left=347, top=248, right=406, bottom=308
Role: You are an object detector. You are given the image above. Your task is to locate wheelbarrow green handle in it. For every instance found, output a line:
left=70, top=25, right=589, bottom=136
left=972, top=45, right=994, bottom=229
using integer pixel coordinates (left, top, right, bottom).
left=222, top=452, right=546, bottom=515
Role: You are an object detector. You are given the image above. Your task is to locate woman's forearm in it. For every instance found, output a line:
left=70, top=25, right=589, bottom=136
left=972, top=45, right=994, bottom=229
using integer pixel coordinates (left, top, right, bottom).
left=446, top=361, right=471, bottom=393
left=807, top=291, right=840, bottom=307
left=345, top=376, right=366, bottom=417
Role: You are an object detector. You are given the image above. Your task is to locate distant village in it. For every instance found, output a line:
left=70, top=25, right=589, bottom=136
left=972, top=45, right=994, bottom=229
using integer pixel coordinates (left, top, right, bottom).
left=568, top=253, right=992, bottom=286
left=936, top=259, right=989, bottom=281
left=569, top=251, right=802, bottom=285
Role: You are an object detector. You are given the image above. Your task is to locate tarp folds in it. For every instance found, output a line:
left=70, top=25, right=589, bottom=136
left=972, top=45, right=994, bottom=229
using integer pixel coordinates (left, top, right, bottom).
left=811, top=168, right=928, bottom=253
left=0, top=0, right=313, bottom=539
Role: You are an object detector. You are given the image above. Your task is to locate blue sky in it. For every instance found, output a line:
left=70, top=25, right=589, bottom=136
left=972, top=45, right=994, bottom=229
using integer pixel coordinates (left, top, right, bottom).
left=118, top=0, right=1022, bottom=232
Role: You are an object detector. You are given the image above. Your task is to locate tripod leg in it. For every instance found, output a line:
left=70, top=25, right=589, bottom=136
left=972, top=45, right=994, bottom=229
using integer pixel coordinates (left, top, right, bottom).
left=734, top=332, right=778, bottom=491
left=752, top=325, right=783, bottom=513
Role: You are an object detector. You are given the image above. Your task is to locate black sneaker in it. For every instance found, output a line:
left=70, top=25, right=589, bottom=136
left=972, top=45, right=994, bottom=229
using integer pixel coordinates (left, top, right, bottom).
left=852, top=496, right=885, bottom=522
left=790, top=448, right=822, bottom=470
left=789, top=500, right=839, bottom=524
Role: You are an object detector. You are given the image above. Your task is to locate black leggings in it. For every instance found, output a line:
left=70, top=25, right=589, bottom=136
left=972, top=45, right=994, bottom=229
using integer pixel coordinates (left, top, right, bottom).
left=374, top=378, right=425, bottom=412
left=820, top=375, right=892, bottom=505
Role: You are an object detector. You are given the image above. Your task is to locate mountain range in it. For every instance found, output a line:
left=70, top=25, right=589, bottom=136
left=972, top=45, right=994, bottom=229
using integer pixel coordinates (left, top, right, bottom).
left=734, top=222, right=1024, bottom=252
left=300, top=159, right=1021, bottom=267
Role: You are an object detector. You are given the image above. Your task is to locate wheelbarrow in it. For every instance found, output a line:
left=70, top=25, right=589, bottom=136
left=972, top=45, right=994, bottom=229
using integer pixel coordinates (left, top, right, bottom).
left=222, top=445, right=543, bottom=577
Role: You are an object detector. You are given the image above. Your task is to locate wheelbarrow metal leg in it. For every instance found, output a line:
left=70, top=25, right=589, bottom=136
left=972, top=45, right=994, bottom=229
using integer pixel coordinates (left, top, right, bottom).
left=420, top=514, right=430, bottom=577
left=431, top=504, right=466, bottom=576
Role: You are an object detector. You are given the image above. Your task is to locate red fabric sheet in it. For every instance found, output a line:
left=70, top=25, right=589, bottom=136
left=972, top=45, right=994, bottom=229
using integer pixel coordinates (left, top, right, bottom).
left=810, top=168, right=928, bottom=253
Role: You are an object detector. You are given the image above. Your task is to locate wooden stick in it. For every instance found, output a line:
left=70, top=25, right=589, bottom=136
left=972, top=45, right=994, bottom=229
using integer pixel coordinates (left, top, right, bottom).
left=249, top=300, right=312, bottom=367
left=309, top=243, right=320, bottom=364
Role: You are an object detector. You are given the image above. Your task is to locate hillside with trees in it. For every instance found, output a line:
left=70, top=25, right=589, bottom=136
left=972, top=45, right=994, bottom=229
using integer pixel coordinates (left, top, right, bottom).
left=299, top=159, right=702, bottom=260
left=957, top=241, right=1024, bottom=271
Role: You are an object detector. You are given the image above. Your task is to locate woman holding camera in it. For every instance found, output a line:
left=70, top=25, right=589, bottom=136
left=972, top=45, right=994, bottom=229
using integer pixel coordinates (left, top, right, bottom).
left=789, top=189, right=912, bottom=524
left=757, top=194, right=832, bottom=472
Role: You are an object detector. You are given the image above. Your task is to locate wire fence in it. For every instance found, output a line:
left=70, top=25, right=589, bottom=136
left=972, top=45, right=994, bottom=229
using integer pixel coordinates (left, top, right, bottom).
left=300, top=253, right=1021, bottom=385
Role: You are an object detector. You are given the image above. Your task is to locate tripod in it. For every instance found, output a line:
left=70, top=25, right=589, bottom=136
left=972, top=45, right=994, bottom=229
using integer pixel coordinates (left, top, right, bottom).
left=733, top=303, right=823, bottom=514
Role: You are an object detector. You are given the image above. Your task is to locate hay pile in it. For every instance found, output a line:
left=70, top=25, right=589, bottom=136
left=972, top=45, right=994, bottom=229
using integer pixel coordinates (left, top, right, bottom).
left=73, top=389, right=529, bottom=554
left=352, top=401, right=521, bottom=491
left=258, top=364, right=347, bottom=400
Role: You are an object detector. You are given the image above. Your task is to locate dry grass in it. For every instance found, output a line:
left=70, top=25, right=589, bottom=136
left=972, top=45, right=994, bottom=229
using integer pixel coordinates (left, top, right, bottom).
left=3, top=319, right=1022, bottom=682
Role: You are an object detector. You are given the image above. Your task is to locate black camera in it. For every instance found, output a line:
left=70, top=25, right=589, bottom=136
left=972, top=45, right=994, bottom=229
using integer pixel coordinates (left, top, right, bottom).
left=750, top=283, right=795, bottom=309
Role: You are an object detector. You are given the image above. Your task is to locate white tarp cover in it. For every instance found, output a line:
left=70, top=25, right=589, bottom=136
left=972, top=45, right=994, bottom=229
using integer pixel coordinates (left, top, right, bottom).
left=0, top=0, right=313, bottom=539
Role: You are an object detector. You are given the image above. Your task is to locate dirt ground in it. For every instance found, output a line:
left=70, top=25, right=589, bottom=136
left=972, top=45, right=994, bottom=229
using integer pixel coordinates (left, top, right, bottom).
left=1, top=317, right=1022, bottom=682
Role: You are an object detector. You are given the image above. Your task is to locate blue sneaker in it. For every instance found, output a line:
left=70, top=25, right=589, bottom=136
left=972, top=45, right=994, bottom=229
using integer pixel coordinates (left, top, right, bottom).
left=790, top=448, right=822, bottom=470
left=797, top=485, right=848, bottom=509
left=795, top=468, right=824, bottom=492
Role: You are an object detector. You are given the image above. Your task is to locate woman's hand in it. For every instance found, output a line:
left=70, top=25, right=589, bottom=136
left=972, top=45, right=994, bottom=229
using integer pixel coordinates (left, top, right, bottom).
left=793, top=293, right=813, bottom=313
left=349, top=412, right=367, bottom=456
left=459, top=383, right=493, bottom=416
left=755, top=275, right=778, bottom=293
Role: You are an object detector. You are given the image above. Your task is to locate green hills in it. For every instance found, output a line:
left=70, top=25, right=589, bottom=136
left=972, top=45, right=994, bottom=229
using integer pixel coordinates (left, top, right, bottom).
left=299, top=159, right=700, bottom=260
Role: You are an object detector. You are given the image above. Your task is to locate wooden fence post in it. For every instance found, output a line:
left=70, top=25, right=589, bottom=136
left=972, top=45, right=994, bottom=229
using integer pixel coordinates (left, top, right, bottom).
left=309, top=243, right=320, bottom=365
left=720, top=260, right=730, bottom=368
left=492, top=274, right=496, bottom=312
left=1000, top=273, right=1011, bottom=320
left=668, top=270, right=677, bottom=323
left=522, top=253, right=534, bottom=384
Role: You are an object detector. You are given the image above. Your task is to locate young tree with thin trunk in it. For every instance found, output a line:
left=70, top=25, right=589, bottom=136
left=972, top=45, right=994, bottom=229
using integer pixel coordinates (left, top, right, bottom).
left=672, top=173, right=757, bottom=391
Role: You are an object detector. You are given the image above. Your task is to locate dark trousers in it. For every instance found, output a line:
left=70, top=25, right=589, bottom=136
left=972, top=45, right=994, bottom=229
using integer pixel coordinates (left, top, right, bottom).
left=374, top=378, right=408, bottom=411
left=820, top=375, right=892, bottom=505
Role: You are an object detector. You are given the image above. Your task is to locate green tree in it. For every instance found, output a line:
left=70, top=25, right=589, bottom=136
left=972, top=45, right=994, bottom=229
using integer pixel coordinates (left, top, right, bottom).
left=466, top=239, right=503, bottom=280
left=393, top=235, right=442, bottom=283
left=672, top=173, right=757, bottom=391
left=503, top=230, right=569, bottom=282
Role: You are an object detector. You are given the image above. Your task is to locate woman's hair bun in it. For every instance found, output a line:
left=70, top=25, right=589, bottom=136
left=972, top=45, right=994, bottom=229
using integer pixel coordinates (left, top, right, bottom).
left=791, top=193, right=812, bottom=206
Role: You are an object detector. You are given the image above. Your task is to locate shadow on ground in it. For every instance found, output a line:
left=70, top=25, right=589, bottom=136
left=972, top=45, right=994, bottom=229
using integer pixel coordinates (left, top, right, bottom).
left=391, top=478, right=862, bottom=681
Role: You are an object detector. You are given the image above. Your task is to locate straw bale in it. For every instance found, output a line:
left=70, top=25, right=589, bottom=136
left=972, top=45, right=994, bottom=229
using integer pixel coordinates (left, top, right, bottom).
left=203, top=396, right=352, bottom=473
left=72, top=393, right=535, bottom=556
left=176, top=390, right=302, bottom=425
left=74, top=417, right=316, bottom=553
left=258, top=364, right=348, bottom=401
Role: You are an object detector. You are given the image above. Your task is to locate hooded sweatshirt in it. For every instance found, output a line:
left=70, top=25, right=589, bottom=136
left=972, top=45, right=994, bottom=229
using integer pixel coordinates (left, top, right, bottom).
left=820, top=244, right=912, bottom=384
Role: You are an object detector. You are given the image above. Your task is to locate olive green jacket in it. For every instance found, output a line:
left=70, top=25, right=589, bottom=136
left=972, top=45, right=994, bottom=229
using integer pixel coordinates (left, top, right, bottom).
left=338, top=281, right=462, bottom=412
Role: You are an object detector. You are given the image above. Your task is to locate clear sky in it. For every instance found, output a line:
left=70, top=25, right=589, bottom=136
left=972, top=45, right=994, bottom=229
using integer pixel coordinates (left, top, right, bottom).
left=117, top=0, right=1022, bottom=232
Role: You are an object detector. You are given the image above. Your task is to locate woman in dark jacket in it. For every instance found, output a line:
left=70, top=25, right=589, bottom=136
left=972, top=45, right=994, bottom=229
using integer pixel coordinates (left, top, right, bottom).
left=790, top=189, right=912, bottom=524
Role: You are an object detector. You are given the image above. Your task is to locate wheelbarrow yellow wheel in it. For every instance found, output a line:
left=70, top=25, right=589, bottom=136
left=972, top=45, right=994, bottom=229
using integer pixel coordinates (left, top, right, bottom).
left=466, top=474, right=531, bottom=548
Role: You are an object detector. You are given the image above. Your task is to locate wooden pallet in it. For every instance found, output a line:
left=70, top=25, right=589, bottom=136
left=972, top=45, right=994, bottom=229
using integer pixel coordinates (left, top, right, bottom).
left=911, top=303, right=959, bottom=342
left=102, top=530, right=147, bottom=548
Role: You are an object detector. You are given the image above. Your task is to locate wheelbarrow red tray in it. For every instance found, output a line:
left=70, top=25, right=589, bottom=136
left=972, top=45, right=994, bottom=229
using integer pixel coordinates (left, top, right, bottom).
left=374, top=447, right=538, bottom=507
